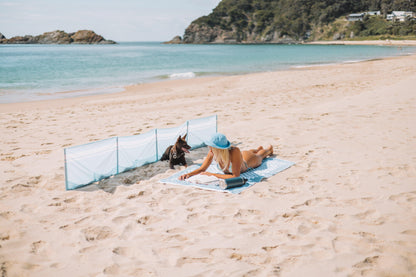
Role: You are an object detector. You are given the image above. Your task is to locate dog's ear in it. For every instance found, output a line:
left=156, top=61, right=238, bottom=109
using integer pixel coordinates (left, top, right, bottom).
left=182, top=134, right=187, bottom=140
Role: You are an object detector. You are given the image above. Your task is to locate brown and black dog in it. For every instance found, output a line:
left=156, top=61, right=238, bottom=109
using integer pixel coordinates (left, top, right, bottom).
left=161, top=135, right=191, bottom=169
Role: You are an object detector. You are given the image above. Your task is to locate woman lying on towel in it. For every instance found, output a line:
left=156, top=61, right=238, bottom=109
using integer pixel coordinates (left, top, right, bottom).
left=179, top=133, right=273, bottom=180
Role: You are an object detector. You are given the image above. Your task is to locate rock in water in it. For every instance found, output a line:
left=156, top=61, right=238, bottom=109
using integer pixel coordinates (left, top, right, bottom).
left=37, top=30, right=72, bottom=44
left=0, top=30, right=116, bottom=44
left=71, top=30, right=107, bottom=44
left=163, top=35, right=183, bottom=44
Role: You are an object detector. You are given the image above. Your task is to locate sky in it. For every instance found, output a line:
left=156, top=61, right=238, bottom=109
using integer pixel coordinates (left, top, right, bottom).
left=0, top=0, right=221, bottom=41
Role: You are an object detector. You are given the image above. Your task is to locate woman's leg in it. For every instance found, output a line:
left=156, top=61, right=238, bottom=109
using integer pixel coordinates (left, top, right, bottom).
left=242, top=145, right=273, bottom=169
left=249, top=146, right=263, bottom=153
left=256, top=145, right=273, bottom=159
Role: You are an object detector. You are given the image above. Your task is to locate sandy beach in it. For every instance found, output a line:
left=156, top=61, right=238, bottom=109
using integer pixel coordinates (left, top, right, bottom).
left=306, top=39, right=416, bottom=46
left=1, top=52, right=415, bottom=276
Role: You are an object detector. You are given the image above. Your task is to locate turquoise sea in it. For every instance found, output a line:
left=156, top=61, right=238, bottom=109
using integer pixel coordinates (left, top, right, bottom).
left=0, top=42, right=415, bottom=103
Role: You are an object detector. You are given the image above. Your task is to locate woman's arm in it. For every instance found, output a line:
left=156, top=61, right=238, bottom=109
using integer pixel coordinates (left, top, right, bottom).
left=179, top=150, right=214, bottom=180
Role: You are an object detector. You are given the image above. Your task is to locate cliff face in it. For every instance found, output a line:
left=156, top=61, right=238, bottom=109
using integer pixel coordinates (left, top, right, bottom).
left=175, top=0, right=416, bottom=44
left=182, top=23, right=297, bottom=44
left=0, top=30, right=116, bottom=44
left=178, top=0, right=323, bottom=44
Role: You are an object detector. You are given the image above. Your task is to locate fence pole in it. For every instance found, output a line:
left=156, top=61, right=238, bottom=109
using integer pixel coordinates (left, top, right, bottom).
left=215, top=114, right=218, bottom=132
left=186, top=120, right=189, bottom=142
left=116, top=137, right=119, bottom=174
left=64, top=148, right=69, bottom=190
left=155, top=129, right=158, bottom=161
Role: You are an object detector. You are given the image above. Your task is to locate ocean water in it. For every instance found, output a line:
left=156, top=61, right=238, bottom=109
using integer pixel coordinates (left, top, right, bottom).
left=0, top=42, right=415, bottom=103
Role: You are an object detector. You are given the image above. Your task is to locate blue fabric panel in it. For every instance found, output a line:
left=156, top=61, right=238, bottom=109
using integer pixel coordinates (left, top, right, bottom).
left=156, top=122, right=187, bottom=160
left=187, top=115, right=217, bottom=148
left=118, top=130, right=157, bottom=172
left=65, top=137, right=118, bottom=190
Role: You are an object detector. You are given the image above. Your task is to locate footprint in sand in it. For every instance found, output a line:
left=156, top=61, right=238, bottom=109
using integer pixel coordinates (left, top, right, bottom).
left=30, top=240, right=46, bottom=254
left=389, top=191, right=416, bottom=210
left=297, top=224, right=311, bottom=235
left=63, top=197, right=77, bottom=203
left=81, top=226, right=113, bottom=241
left=234, top=209, right=262, bottom=218
left=162, top=228, right=189, bottom=242
left=353, top=255, right=380, bottom=269
left=0, top=211, right=15, bottom=220
left=112, top=213, right=136, bottom=224
left=208, top=215, right=226, bottom=221
left=291, top=197, right=334, bottom=209
left=401, top=229, right=416, bottom=236
left=112, top=247, right=133, bottom=257
left=353, top=209, right=385, bottom=225
left=22, top=263, right=40, bottom=271
left=129, top=267, right=157, bottom=276
left=137, top=215, right=161, bottom=226
left=332, top=235, right=379, bottom=255
left=126, top=191, right=146, bottom=199
left=261, top=245, right=279, bottom=255
left=176, top=256, right=210, bottom=267
left=79, top=245, right=97, bottom=254
left=332, top=236, right=356, bottom=253
left=103, top=264, right=120, bottom=275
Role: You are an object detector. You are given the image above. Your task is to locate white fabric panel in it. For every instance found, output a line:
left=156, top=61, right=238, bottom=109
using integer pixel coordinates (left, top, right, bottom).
left=65, top=137, right=118, bottom=190
left=118, top=130, right=157, bottom=172
left=187, top=115, right=217, bottom=148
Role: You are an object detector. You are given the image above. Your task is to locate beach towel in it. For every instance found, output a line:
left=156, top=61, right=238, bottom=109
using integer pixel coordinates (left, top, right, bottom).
left=159, top=157, right=295, bottom=194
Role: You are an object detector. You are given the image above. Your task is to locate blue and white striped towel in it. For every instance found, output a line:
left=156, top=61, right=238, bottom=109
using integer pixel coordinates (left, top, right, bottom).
left=159, top=157, right=295, bottom=194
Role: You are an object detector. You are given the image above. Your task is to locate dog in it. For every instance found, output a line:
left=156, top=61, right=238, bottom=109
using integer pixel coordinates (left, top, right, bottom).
left=160, top=135, right=191, bottom=169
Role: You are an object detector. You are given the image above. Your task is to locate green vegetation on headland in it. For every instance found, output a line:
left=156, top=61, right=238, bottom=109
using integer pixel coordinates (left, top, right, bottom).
left=166, top=0, right=416, bottom=44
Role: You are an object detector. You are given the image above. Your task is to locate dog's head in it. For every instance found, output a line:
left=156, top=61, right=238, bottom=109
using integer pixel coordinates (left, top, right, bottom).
left=174, top=134, right=191, bottom=153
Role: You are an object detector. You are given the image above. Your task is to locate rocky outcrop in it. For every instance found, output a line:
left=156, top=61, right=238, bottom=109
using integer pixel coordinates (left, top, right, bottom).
left=37, top=30, right=72, bottom=44
left=0, top=30, right=116, bottom=44
left=180, top=23, right=298, bottom=44
left=183, top=25, right=227, bottom=44
left=70, top=30, right=114, bottom=44
left=163, top=35, right=183, bottom=44
left=1, top=35, right=37, bottom=44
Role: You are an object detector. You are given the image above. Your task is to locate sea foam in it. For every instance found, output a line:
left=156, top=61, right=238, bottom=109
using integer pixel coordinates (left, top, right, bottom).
left=169, top=72, right=196, bottom=79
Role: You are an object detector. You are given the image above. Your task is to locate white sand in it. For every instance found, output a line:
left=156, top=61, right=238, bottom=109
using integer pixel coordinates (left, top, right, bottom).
left=0, top=53, right=415, bottom=276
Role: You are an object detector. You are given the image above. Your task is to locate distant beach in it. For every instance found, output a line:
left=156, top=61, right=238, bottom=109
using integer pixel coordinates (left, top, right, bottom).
left=306, top=39, right=416, bottom=46
left=0, top=51, right=415, bottom=276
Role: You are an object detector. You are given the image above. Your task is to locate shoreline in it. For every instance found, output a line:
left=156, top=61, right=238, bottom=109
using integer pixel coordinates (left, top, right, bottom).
left=1, top=52, right=415, bottom=113
left=0, top=50, right=415, bottom=276
left=1, top=40, right=415, bottom=106
left=2, top=52, right=416, bottom=111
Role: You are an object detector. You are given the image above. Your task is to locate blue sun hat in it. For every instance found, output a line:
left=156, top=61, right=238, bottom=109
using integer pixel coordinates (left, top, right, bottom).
left=205, top=133, right=231, bottom=149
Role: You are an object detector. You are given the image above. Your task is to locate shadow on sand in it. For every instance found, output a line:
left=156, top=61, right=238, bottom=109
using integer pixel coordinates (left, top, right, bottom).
left=76, top=147, right=208, bottom=193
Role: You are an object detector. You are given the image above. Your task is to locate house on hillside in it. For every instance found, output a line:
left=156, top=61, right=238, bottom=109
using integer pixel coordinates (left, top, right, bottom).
left=386, top=11, right=414, bottom=22
left=347, top=13, right=365, bottom=21
left=367, top=11, right=381, bottom=16
left=347, top=11, right=381, bottom=21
